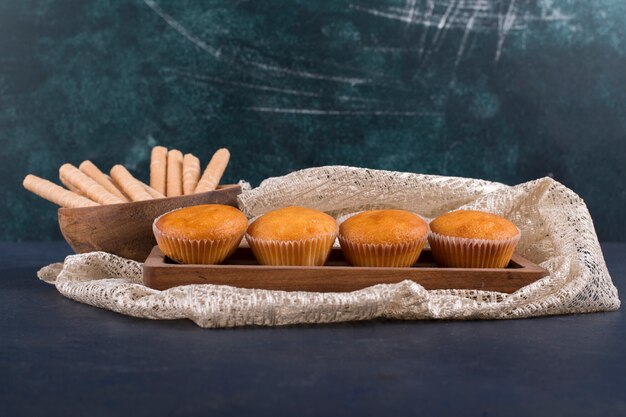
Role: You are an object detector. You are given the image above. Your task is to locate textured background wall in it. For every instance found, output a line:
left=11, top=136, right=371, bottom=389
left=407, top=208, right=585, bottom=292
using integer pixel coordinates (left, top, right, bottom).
left=1, top=0, right=625, bottom=241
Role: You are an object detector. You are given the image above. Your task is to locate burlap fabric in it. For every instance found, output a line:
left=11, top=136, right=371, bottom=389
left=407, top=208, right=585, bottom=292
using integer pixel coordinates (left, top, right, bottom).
left=38, top=166, right=620, bottom=327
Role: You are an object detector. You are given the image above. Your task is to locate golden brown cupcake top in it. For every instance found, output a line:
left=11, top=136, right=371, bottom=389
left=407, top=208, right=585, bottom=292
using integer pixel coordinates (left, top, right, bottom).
left=339, top=209, right=428, bottom=245
left=155, top=204, right=247, bottom=240
left=430, top=210, right=519, bottom=240
left=246, top=206, right=337, bottom=241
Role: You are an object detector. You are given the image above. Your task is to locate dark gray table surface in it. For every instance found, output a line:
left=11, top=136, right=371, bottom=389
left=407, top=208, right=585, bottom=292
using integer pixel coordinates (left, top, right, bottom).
left=1, top=242, right=624, bottom=417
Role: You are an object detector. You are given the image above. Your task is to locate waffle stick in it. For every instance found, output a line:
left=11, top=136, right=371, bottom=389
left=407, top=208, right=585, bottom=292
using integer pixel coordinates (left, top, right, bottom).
left=183, top=153, right=201, bottom=195
left=79, top=160, right=129, bottom=201
left=23, top=174, right=99, bottom=208
left=195, top=148, right=230, bottom=193
left=166, top=149, right=183, bottom=197
left=60, top=164, right=125, bottom=205
left=110, top=165, right=158, bottom=201
left=150, top=146, right=167, bottom=195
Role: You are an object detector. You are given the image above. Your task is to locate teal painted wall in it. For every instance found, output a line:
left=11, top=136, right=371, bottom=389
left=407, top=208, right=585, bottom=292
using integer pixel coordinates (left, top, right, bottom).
left=1, top=0, right=625, bottom=241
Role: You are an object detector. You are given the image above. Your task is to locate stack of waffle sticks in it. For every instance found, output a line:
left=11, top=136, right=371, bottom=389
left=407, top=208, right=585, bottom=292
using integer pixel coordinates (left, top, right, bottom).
left=23, top=147, right=230, bottom=208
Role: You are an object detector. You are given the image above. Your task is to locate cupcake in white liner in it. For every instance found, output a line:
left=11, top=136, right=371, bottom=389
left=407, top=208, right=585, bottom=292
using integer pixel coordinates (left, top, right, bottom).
left=428, top=209, right=521, bottom=268
left=338, top=209, right=429, bottom=267
left=245, top=206, right=337, bottom=266
left=153, top=204, right=247, bottom=264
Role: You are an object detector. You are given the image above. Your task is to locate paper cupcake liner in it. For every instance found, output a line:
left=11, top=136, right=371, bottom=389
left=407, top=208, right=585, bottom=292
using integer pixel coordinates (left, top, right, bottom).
left=152, top=213, right=244, bottom=264
left=245, top=231, right=337, bottom=266
left=428, top=231, right=520, bottom=268
left=338, top=235, right=427, bottom=267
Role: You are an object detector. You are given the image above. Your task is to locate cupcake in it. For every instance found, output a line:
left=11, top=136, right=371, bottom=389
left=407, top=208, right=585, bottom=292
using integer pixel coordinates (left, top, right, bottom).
left=153, top=204, right=247, bottom=264
left=338, top=209, right=428, bottom=267
left=245, top=206, right=337, bottom=266
left=428, top=210, right=520, bottom=268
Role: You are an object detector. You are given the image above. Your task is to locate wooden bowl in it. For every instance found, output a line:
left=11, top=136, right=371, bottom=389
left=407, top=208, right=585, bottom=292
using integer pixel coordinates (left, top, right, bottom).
left=58, top=184, right=242, bottom=262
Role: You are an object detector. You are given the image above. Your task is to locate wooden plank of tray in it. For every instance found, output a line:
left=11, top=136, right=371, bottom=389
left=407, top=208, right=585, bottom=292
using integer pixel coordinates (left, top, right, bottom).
left=143, top=246, right=549, bottom=293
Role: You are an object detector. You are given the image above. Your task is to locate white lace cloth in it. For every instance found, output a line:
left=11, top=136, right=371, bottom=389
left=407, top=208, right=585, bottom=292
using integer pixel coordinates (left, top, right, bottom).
left=38, top=166, right=620, bottom=327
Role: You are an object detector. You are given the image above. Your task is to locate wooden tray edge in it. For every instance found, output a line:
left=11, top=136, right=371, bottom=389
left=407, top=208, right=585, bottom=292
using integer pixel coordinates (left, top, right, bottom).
left=143, top=246, right=549, bottom=294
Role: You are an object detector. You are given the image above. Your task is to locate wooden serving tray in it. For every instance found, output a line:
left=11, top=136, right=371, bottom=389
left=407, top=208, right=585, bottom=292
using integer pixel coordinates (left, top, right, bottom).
left=143, top=246, right=548, bottom=293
